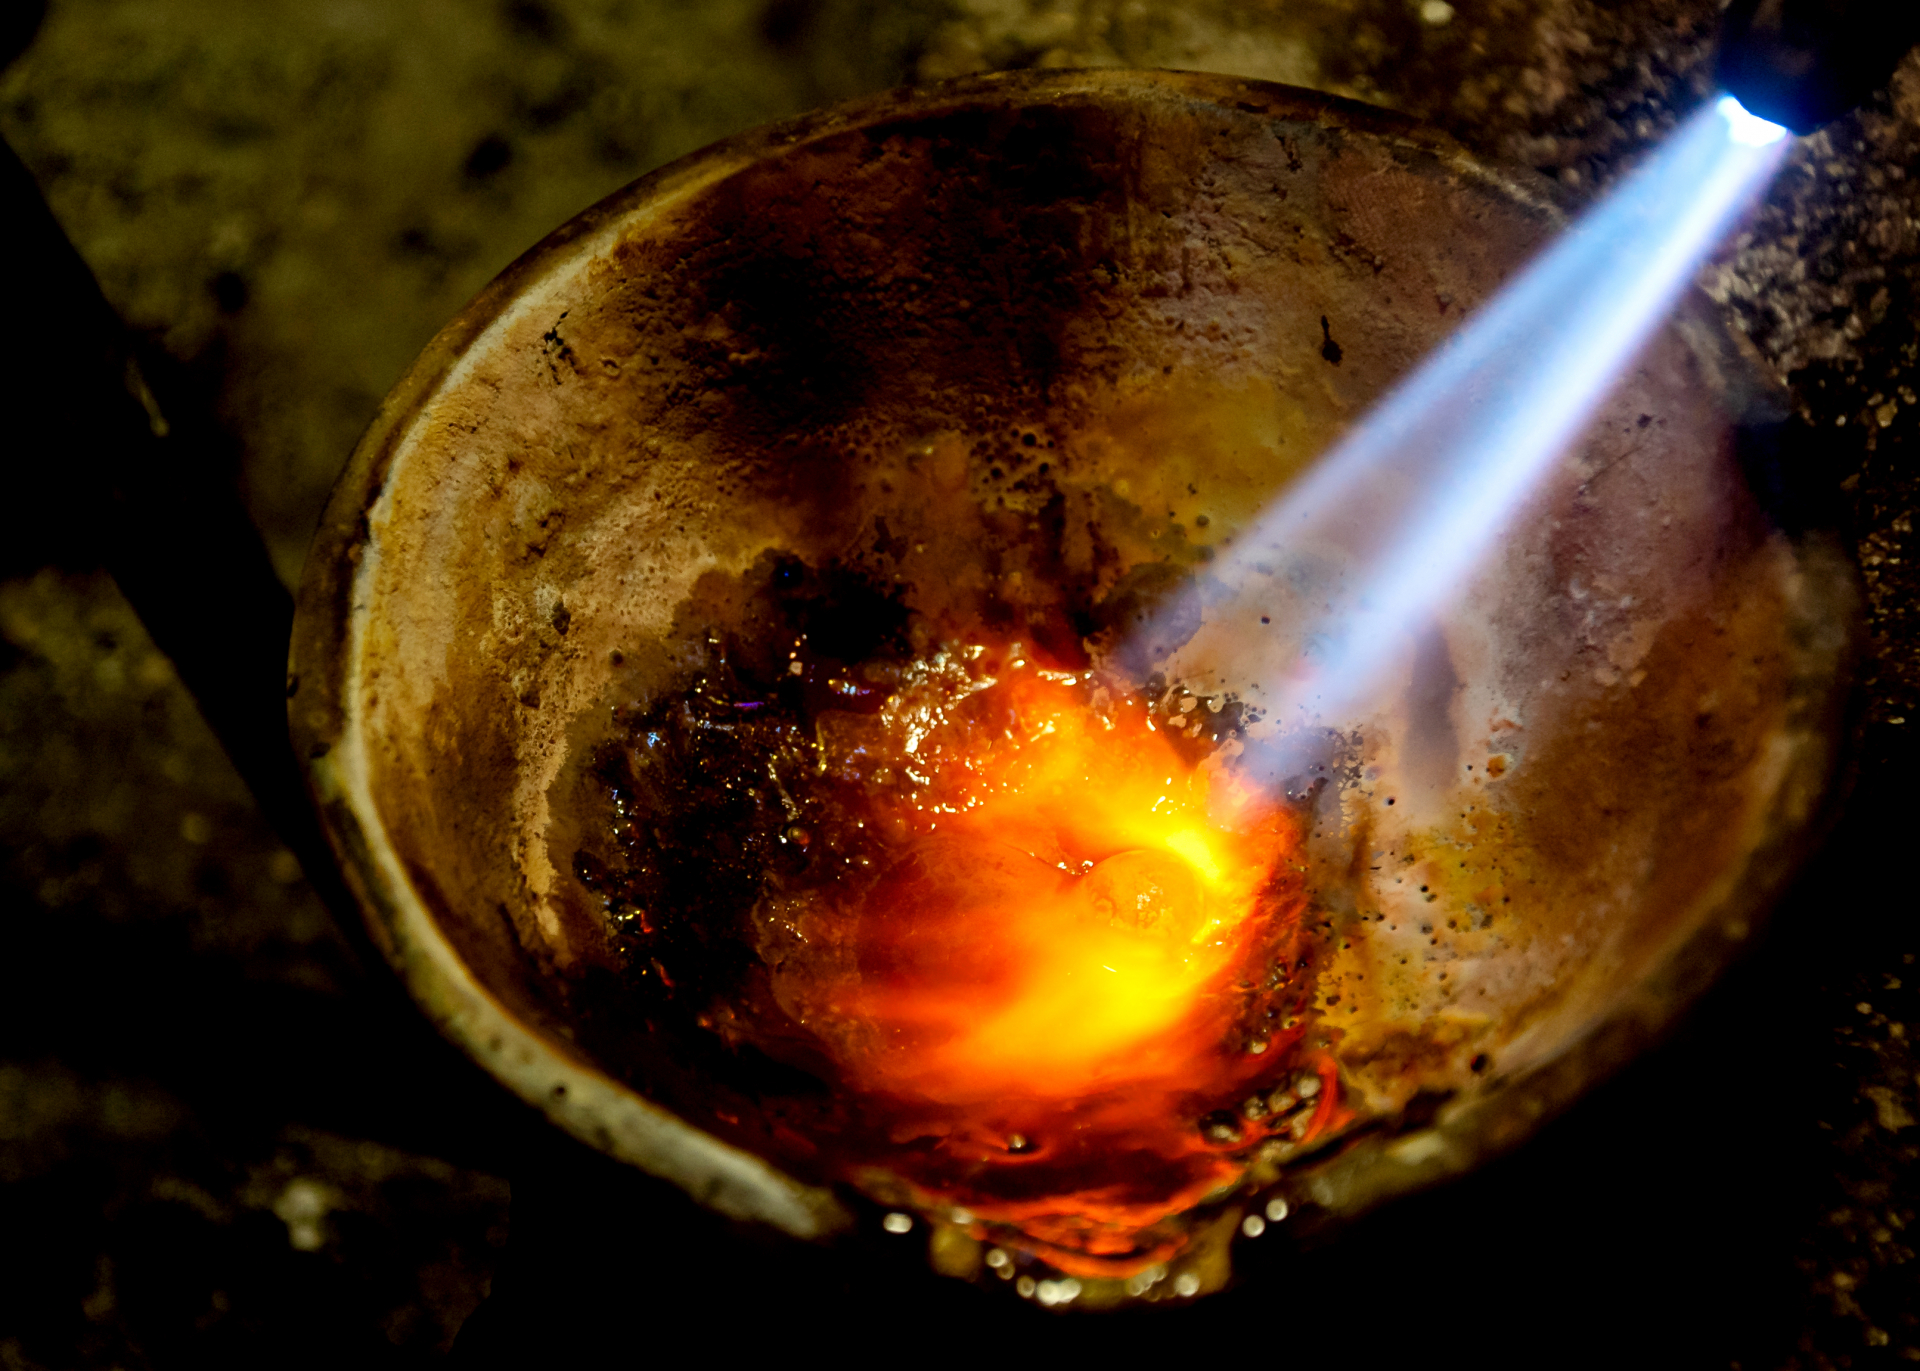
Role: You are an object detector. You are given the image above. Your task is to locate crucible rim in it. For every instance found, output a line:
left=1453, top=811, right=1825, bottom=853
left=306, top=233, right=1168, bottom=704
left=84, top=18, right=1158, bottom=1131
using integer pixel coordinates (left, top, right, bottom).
left=286, top=66, right=1857, bottom=1252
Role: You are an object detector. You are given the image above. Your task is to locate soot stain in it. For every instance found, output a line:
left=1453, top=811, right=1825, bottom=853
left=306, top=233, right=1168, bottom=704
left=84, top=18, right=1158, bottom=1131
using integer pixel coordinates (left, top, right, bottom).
left=1320, top=314, right=1344, bottom=365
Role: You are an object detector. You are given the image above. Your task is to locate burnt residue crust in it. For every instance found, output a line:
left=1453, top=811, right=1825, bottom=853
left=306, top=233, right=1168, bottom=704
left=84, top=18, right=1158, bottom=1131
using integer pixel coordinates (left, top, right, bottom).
left=583, top=87, right=1437, bottom=546
left=571, top=557, right=912, bottom=1080
left=679, top=101, right=1135, bottom=450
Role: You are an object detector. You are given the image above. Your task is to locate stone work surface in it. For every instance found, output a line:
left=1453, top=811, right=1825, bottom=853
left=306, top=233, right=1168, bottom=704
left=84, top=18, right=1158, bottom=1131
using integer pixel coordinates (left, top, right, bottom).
left=3, top=0, right=1920, bottom=1365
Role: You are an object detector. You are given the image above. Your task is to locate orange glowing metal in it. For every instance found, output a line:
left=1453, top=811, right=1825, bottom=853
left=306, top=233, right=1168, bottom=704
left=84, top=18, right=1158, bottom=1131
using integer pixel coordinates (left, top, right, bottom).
left=749, top=644, right=1336, bottom=1268
left=830, top=662, right=1291, bottom=1105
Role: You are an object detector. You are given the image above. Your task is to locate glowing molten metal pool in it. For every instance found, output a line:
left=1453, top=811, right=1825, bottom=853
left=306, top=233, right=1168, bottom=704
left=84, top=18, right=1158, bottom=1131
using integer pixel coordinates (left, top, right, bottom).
left=780, top=657, right=1340, bottom=1264
left=584, top=587, right=1348, bottom=1275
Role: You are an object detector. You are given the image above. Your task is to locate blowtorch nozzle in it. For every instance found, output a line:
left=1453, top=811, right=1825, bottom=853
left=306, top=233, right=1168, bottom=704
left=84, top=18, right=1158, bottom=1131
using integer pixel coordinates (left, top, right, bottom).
left=1716, top=0, right=1920, bottom=135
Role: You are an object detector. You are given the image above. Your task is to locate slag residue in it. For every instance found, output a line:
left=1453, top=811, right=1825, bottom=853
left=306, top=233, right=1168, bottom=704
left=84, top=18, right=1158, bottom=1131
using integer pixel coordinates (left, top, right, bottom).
left=577, top=557, right=1341, bottom=1273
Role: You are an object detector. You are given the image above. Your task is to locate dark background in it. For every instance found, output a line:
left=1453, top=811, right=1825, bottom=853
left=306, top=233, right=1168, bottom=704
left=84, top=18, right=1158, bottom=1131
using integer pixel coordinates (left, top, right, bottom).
left=3, top=0, right=1919, bottom=1365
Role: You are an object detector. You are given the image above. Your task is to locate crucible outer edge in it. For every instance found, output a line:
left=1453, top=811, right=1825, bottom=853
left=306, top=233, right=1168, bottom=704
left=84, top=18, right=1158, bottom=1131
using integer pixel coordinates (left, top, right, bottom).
left=286, top=67, right=1850, bottom=1243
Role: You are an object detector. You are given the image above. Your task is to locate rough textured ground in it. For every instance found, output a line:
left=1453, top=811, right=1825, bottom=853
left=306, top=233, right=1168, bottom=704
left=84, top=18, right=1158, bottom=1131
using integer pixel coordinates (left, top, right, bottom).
left=4, top=0, right=1920, bottom=1365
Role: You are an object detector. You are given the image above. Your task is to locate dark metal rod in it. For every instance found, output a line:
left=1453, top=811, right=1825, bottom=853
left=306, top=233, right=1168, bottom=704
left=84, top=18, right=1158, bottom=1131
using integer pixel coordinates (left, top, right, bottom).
left=0, top=133, right=368, bottom=967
